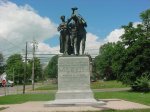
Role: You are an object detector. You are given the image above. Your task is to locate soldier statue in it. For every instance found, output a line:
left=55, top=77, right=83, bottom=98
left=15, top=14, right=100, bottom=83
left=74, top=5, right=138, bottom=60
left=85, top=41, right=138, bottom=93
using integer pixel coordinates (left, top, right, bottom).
left=58, top=7, right=87, bottom=55
left=69, top=7, right=87, bottom=55
left=57, top=15, right=71, bottom=55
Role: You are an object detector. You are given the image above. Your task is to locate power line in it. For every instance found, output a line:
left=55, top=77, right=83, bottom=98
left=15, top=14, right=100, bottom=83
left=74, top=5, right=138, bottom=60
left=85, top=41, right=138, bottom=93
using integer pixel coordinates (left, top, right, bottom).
left=0, top=36, right=23, bottom=51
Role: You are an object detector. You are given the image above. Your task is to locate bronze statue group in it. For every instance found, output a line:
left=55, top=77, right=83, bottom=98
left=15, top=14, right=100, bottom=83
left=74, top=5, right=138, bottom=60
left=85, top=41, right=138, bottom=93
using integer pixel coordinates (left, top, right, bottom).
left=58, top=7, right=87, bottom=55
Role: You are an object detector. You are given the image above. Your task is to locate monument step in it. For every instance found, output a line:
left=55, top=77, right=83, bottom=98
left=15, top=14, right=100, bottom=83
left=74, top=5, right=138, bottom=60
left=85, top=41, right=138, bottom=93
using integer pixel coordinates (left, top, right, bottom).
left=44, top=99, right=105, bottom=107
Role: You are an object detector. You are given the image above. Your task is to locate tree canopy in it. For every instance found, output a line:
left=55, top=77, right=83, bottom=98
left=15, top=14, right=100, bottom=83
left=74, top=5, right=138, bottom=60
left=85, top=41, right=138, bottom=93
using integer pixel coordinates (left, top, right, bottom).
left=0, top=53, right=5, bottom=74
left=44, top=55, right=58, bottom=78
left=6, top=54, right=24, bottom=83
left=94, top=9, right=150, bottom=91
left=5, top=54, right=43, bottom=84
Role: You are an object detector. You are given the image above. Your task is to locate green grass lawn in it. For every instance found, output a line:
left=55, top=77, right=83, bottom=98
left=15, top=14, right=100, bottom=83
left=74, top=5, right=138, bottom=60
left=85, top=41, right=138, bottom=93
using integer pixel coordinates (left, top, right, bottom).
left=100, top=109, right=150, bottom=112
left=0, top=93, right=54, bottom=105
left=91, top=80, right=128, bottom=89
left=35, top=80, right=128, bottom=90
left=94, top=91, right=150, bottom=105
left=35, top=84, right=58, bottom=90
left=0, top=91, right=149, bottom=106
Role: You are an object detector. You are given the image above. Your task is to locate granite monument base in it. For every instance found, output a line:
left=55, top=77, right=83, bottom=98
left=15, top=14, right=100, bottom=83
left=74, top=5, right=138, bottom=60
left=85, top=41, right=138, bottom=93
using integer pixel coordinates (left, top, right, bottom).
left=44, top=56, right=105, bottom=107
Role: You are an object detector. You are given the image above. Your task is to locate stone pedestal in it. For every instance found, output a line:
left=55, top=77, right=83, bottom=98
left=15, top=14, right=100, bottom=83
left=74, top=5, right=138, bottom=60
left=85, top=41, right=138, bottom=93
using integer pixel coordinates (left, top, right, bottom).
left=44, top=56, right=105, bottom=106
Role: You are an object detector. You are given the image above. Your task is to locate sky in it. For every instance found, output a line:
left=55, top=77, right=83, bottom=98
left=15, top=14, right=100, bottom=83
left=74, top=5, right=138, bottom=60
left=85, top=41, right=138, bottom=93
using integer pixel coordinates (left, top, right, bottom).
left=0, top=0, right=150, bottom=62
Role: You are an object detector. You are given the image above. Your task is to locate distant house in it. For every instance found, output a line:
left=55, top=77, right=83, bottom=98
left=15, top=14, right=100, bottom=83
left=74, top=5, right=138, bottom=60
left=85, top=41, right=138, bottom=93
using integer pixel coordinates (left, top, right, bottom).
left=0, top=72, right=7, bottom=81
left=0, top=72, right=14, bottom=87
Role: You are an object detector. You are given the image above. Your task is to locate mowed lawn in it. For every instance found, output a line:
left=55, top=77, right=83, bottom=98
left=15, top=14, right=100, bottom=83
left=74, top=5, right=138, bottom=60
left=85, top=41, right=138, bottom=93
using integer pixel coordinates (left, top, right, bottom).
left=100, top=109, right=150, bottom=112
left=0, top=93, right=54, bottom=105
left=0, top=91, right=149, bottom=106
left=94, top=91, right=150, bottom=106
left=91, top=80, right=128, bottom=89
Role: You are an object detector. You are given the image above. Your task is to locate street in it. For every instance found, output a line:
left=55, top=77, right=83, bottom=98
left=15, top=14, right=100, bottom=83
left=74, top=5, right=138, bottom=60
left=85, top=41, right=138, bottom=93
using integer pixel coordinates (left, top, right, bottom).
left=0, top=83, right=42, bottom=96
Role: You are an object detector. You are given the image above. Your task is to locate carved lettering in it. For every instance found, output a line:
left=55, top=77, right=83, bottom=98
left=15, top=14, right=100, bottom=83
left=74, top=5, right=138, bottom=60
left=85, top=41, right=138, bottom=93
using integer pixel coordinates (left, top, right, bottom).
left=58, top=57, right=91, bottom=90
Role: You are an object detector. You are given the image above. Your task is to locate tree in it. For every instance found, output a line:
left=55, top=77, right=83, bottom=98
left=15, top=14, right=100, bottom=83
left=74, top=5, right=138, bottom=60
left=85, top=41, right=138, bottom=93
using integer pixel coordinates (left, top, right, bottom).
left=94, top=43, right=117, bottom=80
left=0, top=53, right=5, bottom=74
left=93, top=9, right=150, bottom=91
left=120, top=21, right=150, bottom=85
left=44, top=55, right=58, bottom=78
left=140, top=9, right=150, bottom=32
left=113, top=9, right=150, bottom=91
left=0, top=53, right=3, bottom=66
left=6, top=54, right=24, bottom=84
left=111, top=41, right=126, bottom=80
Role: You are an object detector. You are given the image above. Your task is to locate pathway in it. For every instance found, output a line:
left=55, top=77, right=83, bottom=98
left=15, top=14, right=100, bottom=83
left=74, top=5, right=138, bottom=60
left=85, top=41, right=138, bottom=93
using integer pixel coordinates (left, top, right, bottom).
left=0, top=99, right=149, bottom=112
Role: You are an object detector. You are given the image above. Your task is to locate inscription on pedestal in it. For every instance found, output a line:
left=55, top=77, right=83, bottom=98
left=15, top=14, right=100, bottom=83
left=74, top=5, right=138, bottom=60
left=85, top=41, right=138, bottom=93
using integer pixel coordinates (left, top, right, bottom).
left=58, top=57, right=90, bottom=91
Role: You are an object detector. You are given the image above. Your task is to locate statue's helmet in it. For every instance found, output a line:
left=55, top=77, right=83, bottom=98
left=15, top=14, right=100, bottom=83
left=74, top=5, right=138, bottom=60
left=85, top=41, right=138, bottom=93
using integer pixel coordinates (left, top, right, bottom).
left=60, top=15, right=65, bottom=20
left=71, top=7, right=78, bottom=11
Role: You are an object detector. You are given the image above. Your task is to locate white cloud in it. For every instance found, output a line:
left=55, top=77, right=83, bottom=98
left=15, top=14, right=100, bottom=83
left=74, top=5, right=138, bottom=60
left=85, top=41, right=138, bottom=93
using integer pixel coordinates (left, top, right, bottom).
left=34, top=42, right=60, bottom=64
left=84, top=22, right=141, bottom=56
left=133, top=22, right=142, bottom=28
left=85, top=32, right=103, bottom=56
left=105, top=22, right=141, bottom=43
left=37, top=42, right=59, bottom=54
left=0, top=1, right=57, bottom=57
left=105, top=29, right=124, bottom=43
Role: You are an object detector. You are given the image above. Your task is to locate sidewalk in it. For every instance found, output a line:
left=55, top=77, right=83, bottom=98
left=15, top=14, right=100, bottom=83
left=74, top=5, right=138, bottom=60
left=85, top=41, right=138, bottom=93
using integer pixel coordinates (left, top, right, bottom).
left=0, top=99, right=149, bottom=112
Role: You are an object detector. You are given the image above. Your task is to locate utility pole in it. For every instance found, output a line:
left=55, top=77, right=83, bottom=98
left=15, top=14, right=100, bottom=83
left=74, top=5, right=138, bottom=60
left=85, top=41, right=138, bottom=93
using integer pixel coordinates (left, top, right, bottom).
left=23, top=42, right=27, bottom=94
left=32, top=39, right=38, bottom=90
left=41, top=64, right=44, bottom=84
left=13, top=68, right=15, bottom=83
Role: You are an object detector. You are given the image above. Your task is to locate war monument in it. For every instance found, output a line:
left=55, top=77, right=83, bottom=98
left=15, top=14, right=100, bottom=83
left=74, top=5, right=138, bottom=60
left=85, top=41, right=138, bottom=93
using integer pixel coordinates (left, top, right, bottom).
left=45, top=7, right=105, bottom=106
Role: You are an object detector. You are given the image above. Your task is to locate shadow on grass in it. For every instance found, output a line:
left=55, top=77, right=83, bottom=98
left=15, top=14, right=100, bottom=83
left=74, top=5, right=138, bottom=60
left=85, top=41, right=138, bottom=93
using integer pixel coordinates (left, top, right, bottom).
left=87, top=109, right=150, bottom=112
left=127, top=89, right=150, bottom=93
left=0, top=107, right=8, bottom=111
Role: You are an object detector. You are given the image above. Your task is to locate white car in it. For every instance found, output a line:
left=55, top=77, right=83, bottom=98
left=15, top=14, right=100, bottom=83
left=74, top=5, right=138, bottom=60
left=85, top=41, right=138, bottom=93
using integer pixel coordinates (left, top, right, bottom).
left=6, top=80, right=14, bottom=87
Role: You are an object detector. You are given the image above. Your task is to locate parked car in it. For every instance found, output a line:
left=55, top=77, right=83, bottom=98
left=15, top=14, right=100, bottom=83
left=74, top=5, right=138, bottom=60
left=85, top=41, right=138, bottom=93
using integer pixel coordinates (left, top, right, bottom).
left=0, top=80, right=14, bottom=87
left=6, top=80, right=14, bottom=87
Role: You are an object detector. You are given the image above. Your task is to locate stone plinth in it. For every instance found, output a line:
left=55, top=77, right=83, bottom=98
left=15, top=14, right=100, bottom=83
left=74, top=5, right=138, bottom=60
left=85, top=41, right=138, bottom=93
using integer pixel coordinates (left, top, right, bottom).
left=45, top=56, right=105, bottom=106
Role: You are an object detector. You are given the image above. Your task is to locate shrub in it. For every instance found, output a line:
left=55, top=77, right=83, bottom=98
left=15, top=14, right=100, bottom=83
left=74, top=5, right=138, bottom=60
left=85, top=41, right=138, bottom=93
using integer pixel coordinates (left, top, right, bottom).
left=131, top=74, right=150, bottom=92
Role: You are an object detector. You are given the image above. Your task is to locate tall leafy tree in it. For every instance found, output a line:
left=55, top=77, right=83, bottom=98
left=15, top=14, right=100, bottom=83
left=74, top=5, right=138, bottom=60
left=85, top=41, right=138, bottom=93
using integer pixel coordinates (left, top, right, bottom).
left=44, top=55, right=58, bottom=78
left=111, top=41, right=126, bottom=80
left=6, top=54, right=24, bottom=83
left=140, top=9, right=150, bottom=32
left=120, top=21, right=150, bottom=85
left=94, top=9, right=150, bottom=91
left=0, top=53, right=5, bottom=74
left=94, top=43, right=116, bottom=80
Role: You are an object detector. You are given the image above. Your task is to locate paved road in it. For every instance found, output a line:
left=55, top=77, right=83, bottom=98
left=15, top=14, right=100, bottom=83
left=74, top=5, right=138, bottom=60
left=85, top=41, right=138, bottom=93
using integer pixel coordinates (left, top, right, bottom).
left=0, top=83, right=42, bottom=96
